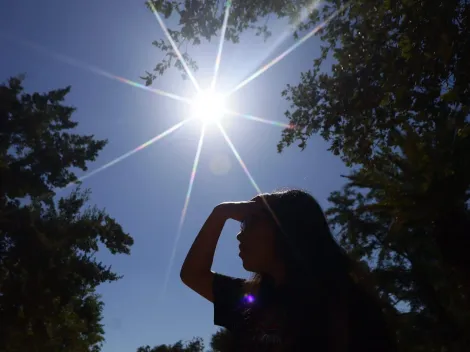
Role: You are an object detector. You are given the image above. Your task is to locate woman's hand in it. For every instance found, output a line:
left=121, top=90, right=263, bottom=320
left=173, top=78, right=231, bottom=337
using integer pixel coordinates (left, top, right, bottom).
left=181, top=200, right=263, bottom=302
left=214, top=201, right=263, bottom=222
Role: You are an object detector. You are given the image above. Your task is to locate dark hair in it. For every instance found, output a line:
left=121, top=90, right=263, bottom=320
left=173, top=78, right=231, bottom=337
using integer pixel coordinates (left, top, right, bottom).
left=250, top=188, right=350, bottom=290
left=247, top=188, right=396, bottom=350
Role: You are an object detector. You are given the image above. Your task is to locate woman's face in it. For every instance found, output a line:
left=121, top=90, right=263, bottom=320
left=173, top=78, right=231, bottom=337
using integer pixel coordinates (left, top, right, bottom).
left=236, top=206, right=280, bottom=273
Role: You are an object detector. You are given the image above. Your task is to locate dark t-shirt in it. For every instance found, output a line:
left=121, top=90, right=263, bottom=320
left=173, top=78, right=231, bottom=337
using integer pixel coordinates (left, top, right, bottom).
left=212, top=273, right=397, bottom=352
left=212, top=273, right=320, bottom=351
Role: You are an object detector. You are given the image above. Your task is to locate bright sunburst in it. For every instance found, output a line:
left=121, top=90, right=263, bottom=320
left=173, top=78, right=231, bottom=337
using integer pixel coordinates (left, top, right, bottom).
left=191, top=89, right=226, bottom=123
left=23, top=0, right=345, bottom=301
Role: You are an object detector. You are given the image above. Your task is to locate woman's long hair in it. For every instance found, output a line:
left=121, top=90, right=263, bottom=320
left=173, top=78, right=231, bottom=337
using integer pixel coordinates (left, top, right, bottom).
left=246, top=189, right=396, bottom=350
left=249, top=189, right=351, bottom=293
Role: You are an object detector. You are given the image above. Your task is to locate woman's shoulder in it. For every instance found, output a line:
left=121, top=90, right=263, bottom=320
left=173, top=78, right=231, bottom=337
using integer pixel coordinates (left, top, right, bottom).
left=214, top=273, right=262, bottom=294
left=213, top=273, right=260, bottom=310
left=213, top=273, right=249, bottom=290
left=213, top=273, right=260, bottom=331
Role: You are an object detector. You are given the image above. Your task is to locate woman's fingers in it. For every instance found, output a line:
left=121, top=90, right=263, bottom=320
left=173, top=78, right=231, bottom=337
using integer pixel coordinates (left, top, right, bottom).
left=215, top=201, right=263, bottom=222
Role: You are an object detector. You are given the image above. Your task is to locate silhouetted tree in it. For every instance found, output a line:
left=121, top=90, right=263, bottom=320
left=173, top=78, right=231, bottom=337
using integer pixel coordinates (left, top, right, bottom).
left=136, top=337, right=204, bottom=352
left=0, top=76, right=134, bottom=351
left=146, top=0, right=470, bottom=350
left=141, top=0, right=314, bottom=84
left=209, top=329, right=232, bottom=352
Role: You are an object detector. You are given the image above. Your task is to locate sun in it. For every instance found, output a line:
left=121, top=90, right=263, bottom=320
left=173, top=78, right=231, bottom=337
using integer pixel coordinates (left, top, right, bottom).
left=191, top=89, right=226, bottom=123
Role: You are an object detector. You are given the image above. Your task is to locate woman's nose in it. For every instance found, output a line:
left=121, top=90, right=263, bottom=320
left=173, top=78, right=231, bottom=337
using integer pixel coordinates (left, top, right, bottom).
left=236, top=231, right=242, bottom=241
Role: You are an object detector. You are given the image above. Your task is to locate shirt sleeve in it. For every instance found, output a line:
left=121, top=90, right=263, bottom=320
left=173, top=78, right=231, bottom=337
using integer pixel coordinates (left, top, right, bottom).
left=212, top=273, right=246, bottom=330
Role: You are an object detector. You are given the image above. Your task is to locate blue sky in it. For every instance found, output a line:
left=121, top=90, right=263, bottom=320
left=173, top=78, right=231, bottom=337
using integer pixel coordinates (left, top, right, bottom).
left=0, top=0, right=348, bottom=350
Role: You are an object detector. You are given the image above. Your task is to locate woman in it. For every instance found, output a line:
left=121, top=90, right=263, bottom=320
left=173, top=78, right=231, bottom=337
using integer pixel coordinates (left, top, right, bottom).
left=180, top=189, right=396, bottom=351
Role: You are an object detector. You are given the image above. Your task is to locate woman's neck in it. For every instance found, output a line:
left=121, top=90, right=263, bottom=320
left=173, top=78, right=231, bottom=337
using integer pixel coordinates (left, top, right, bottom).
left=266, top=263, right=287, bottom=287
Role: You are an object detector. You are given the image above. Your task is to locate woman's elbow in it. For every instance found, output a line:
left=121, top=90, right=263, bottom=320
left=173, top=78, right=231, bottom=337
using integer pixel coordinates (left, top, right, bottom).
left=180, top=265, right=190, bottom=285
left=180, top=264, right=198, bottom=287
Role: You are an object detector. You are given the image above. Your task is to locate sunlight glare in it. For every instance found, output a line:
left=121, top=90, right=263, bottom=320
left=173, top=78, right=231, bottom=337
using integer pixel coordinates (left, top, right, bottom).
left=233, top=0, right=320, bottom=91
left=227, top=6, right=345, bottom=96
left=211, top=1, right=231, bottom=90
left=217, top=123, right=302, bottom=265
left=5, top=0, right=351, bottom=301
left=112, top=76, right=192, bottom=104
left=73, top=120, right=187, bottom=185
left=225, top=109, right=293, bottom=129
left=217, top=123, right=262, bottom=194
left=191, top=89, right=226, bottom=123
left=160, top=125, right=206, bottom=301
left=149, top=2, right=201, bottom=92
left=8, top=36, right=191, bottom=104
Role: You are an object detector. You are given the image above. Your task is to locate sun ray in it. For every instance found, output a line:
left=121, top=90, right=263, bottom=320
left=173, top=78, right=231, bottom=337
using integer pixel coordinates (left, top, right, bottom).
left=217, top=123, right=307, bottom=266
left=217, top=123, right=262, bottom=194
left=217, top=122, right=282, bottom=232
left=149, top=2, right=201, bottom=92
left=225, top=109, right=293, bottom=129
left=72, top=120, right=187, bottom=185
left=21, top=120, right=188, bottom=208
left=234, top=0, right=320, bottom=89
left=4, top=35, right=190, bottom=104
left=160, top=125, right=206, bottom=300
left=110, top=75, right=192, bottom=104
left=211, top=1, right=231, bottom=90
left=227, top=6, right=345, bottom=96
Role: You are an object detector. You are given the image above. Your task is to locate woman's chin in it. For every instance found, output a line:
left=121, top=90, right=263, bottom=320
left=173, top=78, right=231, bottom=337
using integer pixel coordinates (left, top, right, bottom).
left=239, top=252, right=257, bottom=271
left=240, top=258, right=255, bottom=271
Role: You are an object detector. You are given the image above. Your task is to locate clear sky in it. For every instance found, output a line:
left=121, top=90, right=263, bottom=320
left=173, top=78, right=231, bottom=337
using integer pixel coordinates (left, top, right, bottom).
left=0, top=0, right=348, bottom=350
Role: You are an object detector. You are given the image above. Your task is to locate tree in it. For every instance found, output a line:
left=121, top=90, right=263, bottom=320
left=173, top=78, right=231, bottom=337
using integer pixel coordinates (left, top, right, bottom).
left=145, top=0, right=470, bottom=350
left=0, top=76, right=134, bottom=351
left=208, top=329, right=232, bottom=352
left=325, top=122, right=470, bottom=350
left=141, top=0, right=313, bottom=85
left=134, top=331, right=232, bottom=352
left=136, top=337, right=204, bottom=352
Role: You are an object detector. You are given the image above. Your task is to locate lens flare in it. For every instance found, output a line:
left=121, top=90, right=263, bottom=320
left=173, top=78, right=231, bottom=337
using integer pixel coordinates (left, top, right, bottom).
left=149, top=2, right=200, bottom=92
left=2, top=0, right=348, bottom=305
left=72, top=120, right=187, bottom=185
left=5, top=35, right=190, bottom=104
left=227, top=7, right=345, bottom=96
left=225, top=109, right=293, bottom=129
left=218, top=124, right=299, bottom=269
left=217, top=123, right=262, bottom=195
left=211, top=2, right=231, bottom=90
left=160, top=125, right=206, bottom=301
left=244, top=294, right=255, bottom=304
left=110, top=75, right=192, bottom=104
left=235, top=0, right=320, bottom=89
left=192, top=90, right=226, bottom=122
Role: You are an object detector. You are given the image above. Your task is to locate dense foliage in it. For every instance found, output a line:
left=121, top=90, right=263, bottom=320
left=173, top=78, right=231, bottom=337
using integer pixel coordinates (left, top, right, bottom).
left=0, top=76, right=134, bottom=351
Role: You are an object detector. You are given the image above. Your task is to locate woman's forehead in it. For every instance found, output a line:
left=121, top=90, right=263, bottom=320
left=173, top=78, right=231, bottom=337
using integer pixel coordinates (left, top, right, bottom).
left=250, top=209, right=276, bottom=227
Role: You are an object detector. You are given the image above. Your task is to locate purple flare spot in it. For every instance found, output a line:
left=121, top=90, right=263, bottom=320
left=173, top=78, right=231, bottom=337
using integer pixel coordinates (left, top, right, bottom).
left=244, top=294, right=255, bottom=304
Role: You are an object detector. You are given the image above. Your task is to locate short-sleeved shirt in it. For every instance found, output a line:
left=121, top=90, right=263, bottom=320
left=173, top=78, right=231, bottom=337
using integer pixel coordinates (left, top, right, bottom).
left=212, top=273, right=321, bottom=352
left=212, top=273, right=397, bottom=352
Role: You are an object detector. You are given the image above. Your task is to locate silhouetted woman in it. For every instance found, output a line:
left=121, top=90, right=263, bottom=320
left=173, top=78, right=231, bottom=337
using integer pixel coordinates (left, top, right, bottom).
left=180, top=189, right=396, bottom=351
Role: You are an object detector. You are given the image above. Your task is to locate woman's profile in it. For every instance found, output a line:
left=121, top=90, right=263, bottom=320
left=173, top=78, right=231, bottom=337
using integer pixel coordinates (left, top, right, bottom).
left=180, top=189, right=396, bottom=351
